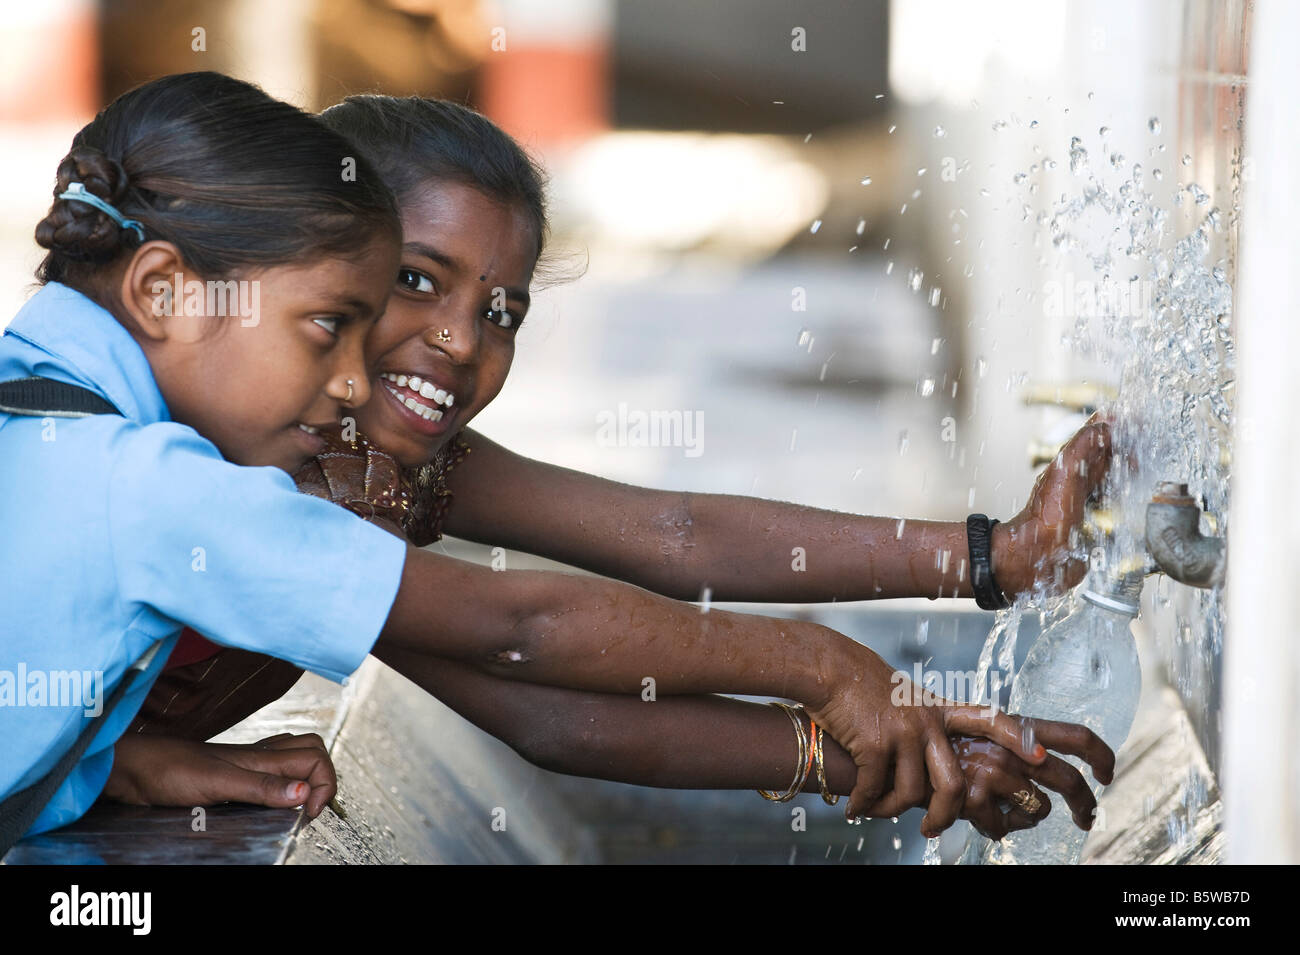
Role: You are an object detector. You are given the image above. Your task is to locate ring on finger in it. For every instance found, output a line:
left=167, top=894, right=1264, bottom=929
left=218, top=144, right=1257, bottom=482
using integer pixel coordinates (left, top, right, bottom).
left=1010, top=788, right=1043, bottom=814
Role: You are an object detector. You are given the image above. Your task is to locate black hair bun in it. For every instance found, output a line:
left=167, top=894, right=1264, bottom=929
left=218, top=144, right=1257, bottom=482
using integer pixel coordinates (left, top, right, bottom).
left=34, top=146, right=136, bottom=262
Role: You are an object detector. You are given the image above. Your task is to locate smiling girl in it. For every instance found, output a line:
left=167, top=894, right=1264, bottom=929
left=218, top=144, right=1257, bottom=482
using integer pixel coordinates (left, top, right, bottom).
left=113, top=94, right=1119, bottom=845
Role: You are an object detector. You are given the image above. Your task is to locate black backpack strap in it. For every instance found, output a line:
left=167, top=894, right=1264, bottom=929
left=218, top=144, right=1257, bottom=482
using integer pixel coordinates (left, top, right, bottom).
left=0, top=376, right=122, bottom=418
left=0, top=642, right=163, bottom=857
left=0, top=373, right=135, bottom=857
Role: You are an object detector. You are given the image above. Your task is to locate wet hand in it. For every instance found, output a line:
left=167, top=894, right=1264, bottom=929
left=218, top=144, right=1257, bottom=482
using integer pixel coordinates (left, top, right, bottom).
left=993, top=411, right=1123, bottom=599
left=941, top=716, right=1114, bottom=841
left=805, top=649, right=1056, bottom=836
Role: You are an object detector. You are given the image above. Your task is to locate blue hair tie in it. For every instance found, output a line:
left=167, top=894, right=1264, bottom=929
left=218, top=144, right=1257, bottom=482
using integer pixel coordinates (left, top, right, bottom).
left=57, top=182, right=145, bottom=242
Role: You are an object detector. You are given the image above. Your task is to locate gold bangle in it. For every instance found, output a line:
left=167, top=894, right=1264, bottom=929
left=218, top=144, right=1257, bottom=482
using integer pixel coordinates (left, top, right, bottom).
left=757, top=701, right=810, bottom=802
left=813, top=723, right=840, bottom=806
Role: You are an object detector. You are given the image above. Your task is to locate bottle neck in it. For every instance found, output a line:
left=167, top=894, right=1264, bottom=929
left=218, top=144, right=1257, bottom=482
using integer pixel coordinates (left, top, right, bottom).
left=1080, top=588, right=1140, bottom=617
left=1079, top=566, right=1145, bottom=617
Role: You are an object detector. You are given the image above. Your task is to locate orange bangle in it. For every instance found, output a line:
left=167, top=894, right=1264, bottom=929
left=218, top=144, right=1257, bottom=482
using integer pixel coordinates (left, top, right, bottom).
left=803, top=716, right=817, bottom=791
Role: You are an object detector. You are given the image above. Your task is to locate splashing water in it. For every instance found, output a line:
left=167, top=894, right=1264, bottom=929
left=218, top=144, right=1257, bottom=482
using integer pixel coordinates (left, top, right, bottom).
left=957, top=125, right=1234, bottom=865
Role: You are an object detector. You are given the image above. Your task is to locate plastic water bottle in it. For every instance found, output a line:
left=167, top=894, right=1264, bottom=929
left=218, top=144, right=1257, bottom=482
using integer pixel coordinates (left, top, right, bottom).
left=959, top=563, right=1144, bottom=865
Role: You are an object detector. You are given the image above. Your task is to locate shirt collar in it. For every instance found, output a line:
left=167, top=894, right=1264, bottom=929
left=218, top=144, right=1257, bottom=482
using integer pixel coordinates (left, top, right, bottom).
left=3, top=282, right=170, bottom=424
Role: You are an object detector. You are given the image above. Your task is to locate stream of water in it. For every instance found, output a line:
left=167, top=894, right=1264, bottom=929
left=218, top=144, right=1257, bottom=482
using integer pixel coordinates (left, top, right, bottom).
left=928, top=116, right=1235, bottom=864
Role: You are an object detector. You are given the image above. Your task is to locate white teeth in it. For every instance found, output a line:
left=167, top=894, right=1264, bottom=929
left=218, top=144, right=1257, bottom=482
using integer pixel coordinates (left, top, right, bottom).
left=381, top=372, right=456, bottom=408
left=298, top=423, right=319, bottom=435
left=388, top=384, right=443, bottom=423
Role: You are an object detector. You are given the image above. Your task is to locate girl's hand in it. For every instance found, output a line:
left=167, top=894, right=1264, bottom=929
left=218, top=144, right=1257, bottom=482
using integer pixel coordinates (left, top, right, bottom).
left=862, top=716, right=1114, bottom=840
left=103, top=733, right=337, bottom=819
left=806, top=647, right=1077, bottom=836
left=992, top=411, right=1119, bottom=599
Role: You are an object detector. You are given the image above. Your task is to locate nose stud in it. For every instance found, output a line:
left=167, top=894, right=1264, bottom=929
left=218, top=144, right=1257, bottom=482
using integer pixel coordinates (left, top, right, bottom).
left=345, top=379, right=354, bottom=403
left=436, top=328, right=452, bottom=343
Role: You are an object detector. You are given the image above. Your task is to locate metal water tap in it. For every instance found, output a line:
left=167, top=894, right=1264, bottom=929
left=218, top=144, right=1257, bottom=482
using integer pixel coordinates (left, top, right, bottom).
left=1082, top=482, right=1225, bottom=589
left=1144, top=481, right=1226, bottom=588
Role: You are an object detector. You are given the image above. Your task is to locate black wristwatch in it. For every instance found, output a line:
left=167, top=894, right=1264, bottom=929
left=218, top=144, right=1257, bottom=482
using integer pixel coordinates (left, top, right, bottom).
left=966, top=513, right=1011, bottom=610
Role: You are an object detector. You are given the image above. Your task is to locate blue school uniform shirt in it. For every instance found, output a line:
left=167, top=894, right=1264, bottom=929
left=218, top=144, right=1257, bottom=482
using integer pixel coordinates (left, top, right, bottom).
left=0, top=283, right=408, bottom=837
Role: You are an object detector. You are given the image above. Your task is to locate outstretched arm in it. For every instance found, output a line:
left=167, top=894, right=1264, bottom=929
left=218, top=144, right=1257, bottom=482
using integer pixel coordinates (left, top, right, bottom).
left=375, top=553, right=1114, bottom=831
left=374, top=643, right=1110, bottom=839
left=440, top=414, right=1115, bottom=603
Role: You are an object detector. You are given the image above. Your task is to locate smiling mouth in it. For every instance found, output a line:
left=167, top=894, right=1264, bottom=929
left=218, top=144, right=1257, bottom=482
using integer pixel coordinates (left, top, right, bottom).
left=379, top=371, right=455, bottom=422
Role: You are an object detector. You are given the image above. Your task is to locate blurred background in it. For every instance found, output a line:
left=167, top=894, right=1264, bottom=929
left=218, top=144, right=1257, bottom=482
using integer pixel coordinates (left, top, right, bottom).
left=3, top=0, right=1287, bottom=865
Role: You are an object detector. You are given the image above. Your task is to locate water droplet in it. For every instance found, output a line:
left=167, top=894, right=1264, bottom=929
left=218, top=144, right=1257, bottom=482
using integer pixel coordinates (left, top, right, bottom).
left=908, top=267, right=924, bottom=292
left=856, top=218, right=866, bottom=235
left=917, top=167, right=927, bottom=176
left=1148, top=116, right=1162, bottom=134
left=929, top=286, right=942, bottom=307
left=992, top=119, right=1008, bottom=131
left=1069, top=141, right=1088, bottom=175
left=1029, top=119, right=1039, bottom=129
left=1109, top=152, right=1125, bottom=169
left=796, top=329, right=811, bottom=347
left=976, top=355, right=988, bottom=377
left=919, top=377, right=935, bottom=397
left=1013, top=172, right=1027, bottom=185
left=1045, top=158, right=1057, bottom=170
left=892, top=834, right=903, bottom=850
left=1153, top=168, right=1163, bottom=181
left=933, top=125, right=946, bottom=138
left=888, top=124, right=897, bottom=134
left=810, top=219, right=822, bottom=233
left=979, top=187, right=990, bottom=196
left=1188, top=183, right=1210, bottom=205
left=860, top=176, right=872, bottom=185
left=898, top=431, right=910, bottom=455
left=1182, top=153, right=1192, bottom=166
left=1099, top=125, right=1110, bottom=138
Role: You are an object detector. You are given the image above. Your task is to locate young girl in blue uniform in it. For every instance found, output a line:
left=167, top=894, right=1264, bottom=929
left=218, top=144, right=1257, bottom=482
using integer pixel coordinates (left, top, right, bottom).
left=0, top=72, right=408, bottom=839
left=1, top=72, right=1112, bottom=851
